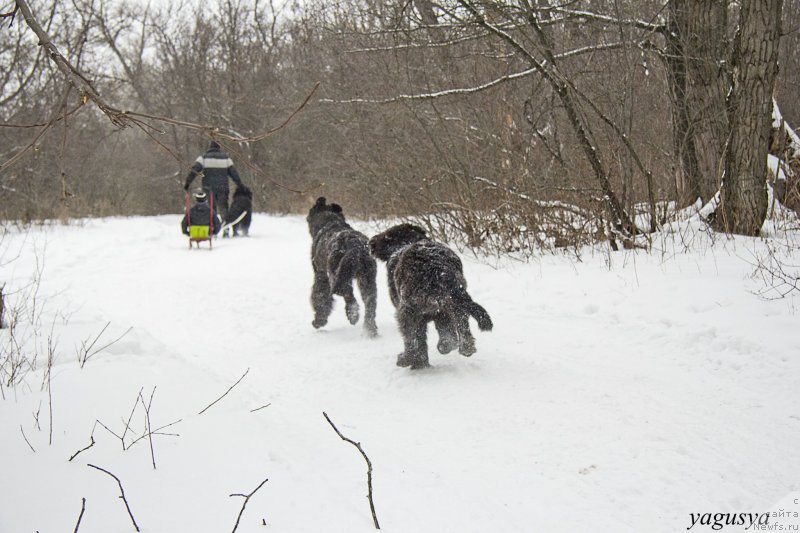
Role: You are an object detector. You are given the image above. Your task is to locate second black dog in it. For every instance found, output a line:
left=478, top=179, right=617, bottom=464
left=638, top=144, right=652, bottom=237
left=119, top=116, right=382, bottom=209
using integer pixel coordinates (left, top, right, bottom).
left=227, top=185, right=253, bottom=236
left=307, top=197, right=378, bottom=337
left=369, top=223, right=492, bottom=369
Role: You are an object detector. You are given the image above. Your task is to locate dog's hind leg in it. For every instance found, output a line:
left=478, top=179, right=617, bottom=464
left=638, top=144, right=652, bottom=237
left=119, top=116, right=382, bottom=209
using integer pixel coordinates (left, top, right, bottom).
left=396, top=306, right=429, bottom=369
left=357, top=266, right=378, bottom=338
left=434, top=313, right=458, bottom=354
left=339, top=284, right=360, bottom=326
left=454, top=311, right=477, bottom=356
left=311, top=269, right=334, bottom=329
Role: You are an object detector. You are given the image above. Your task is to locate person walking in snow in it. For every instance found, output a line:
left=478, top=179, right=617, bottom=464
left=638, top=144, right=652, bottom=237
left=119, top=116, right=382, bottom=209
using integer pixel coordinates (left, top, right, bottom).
left=183, top=140, right=245, bottom=236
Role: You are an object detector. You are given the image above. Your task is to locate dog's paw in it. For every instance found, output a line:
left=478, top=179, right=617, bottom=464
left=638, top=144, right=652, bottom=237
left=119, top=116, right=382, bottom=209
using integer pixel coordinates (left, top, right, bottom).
left=397, top=352, right=430, bottom=369
left=312, top=317, right=328, bottom=329
left=345, top=300, right=360, bottom=325
left=437, top=337, right=458, bottom=354
left=363, top=325, right=378, bottom=338
left=396, top=352, right=414, bottom=367
left=458, top=341, right=476, bottom=357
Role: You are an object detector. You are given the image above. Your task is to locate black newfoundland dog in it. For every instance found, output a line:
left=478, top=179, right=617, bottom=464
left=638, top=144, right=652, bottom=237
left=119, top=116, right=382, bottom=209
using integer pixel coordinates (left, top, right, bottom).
left=369, top=223, right=492, bottom=369
left=306, top=197, right=378, bottom=337
left=227, top=185, right=253, bottom=236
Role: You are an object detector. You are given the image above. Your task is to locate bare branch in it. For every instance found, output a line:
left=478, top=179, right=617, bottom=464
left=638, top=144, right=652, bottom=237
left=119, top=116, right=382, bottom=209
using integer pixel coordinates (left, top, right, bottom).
left=198, top=368, right=250, bottom=415
left=0, top=4, right=18, bottom=26
left=73, top=497, right=86, bottom=533
left=14, top=0, right=128, bottom=127
left=68, top=435, right=95, bottom=462
left=551, top=6, right=667, bottom=34
left=229, top=476, right=269, bottom=533
left=20, top=424, right=35, bottom=453
left=323, top=412, right=380, bottom=529
left=78, top=322, right=132, bottom=368
left=139, top=388, right=157, bottom=469
left=0, top=102, right=84, bottom=129
left=325, top=39, right=631, bottom=106
left=0, top=85, right=72, bottom=174
left=321, top=67, right=537, bottom=104
left=250, top=403, right=271, bottom=413
left=95, top=419, right=123, bottom=441
left=120, top=387, right=143, bottom=450
left=116, top=81, right=320, bottom=144
left=126, top=418, right=182, bottom=448
left=86, top=463, right=141, bottom=532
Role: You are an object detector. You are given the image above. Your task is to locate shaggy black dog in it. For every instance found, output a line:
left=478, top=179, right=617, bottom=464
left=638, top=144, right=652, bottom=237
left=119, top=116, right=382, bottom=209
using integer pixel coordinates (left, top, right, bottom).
left=307, top=197, right=378, bottom=337
left=369, top=223, right=492, bottom=369
left=227, top=185, right=253, bottom=236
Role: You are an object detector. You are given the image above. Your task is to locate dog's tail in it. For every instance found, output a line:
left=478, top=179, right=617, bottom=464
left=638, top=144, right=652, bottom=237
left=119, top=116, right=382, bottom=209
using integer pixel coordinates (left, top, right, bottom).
left=454, top=289, right=493, bottom=331
left=332, top=246, right=374, bottom=294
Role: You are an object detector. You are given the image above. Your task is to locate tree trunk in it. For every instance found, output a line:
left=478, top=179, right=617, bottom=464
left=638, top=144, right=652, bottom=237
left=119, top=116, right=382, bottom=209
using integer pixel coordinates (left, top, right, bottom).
left=666, top=0, right=729, bottom=206
left=716, top=0, right=783, bottom=235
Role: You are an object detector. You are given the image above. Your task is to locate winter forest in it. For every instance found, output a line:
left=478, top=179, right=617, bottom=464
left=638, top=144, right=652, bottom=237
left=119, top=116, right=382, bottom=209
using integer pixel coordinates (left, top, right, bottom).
left=2, top=0, right=800, bottom=532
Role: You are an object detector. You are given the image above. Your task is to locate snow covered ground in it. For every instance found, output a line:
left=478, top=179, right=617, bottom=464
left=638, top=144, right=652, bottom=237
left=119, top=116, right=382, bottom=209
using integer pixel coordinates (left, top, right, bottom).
left=1, top=214, right=799, bottom=532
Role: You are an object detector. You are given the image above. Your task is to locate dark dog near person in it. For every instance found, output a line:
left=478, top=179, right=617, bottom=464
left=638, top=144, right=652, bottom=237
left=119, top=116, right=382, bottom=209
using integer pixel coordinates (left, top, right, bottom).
left=369, top=223, right=492, bottom=369
left=227, top=185, right=253, bottom=236
left=306, top=197, right=378, bottom=337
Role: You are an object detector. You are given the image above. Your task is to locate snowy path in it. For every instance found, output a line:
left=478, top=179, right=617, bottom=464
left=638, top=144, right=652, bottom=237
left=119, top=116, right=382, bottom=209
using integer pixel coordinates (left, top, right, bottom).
left=1, top=215, right=798, bottom=532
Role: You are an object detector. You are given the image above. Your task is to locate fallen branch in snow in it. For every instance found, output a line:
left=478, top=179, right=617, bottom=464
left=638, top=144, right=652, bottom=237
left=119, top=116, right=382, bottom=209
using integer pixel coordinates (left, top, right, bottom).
left=229, top=476, right=269, bottom=533
left=94, top=388, right=180, bottom=456
left=68, top=435, right=95, bottom=462
left=250, top=403, right=271, bottom=413
left=95, top=419, right=121, bottom=437
left=120, top=388, right=144, bottom=450
left=19, top=425, right=35, bottom=452
left=323, top=412, right=380, bottom=529
left=86, top=463, right=140, bottom=532
left=198, top=368, right=250, bottom=415
left=139, top=388, right=157, bottom=469
left=126, top=419, right=182, bottom=448
left=73, top=497, right=86, bottom=533
left=749, top=241, right=800, bottom=299
left=77, top=322, right=133, bottom=368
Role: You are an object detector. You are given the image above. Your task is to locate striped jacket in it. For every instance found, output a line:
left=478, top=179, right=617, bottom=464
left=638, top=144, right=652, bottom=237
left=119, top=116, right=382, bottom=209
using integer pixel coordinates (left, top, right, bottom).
left=184, top=145, right=243, bottom=193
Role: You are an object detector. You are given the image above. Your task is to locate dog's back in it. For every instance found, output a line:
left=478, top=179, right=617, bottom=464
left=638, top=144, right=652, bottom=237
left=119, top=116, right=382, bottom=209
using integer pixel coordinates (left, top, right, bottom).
left=390, top=240, right=492, bottom=330
left=369, top=223, right=491, bottom=368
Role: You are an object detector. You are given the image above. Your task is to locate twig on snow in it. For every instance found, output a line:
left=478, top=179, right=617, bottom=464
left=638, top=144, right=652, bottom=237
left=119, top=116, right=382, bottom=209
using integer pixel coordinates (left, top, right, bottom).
left=95, top=419, right=123, bottom=440
left=68, top=435, right=95, bottom=462
left=73, top=497, right=86, bottom=533
left=120, top=387, right=143, bottom=450
left=250, top=403, right=271, bottom=413
left=126, top=418, right=182, bottom=448
left=139, top=388, right=157, bottom=469
left=77, top=322, right=132, bottom=367
left=323, top=412, right=380, bottom=529
left=229, top=476, right=269, bottom=533
left=198, top=368, right=250, bottom=415
left=128, top=418, right=183, bottom=450
left=20, top=425, right=35, bottom=452
left=86, top=463, right=140, bottom=532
